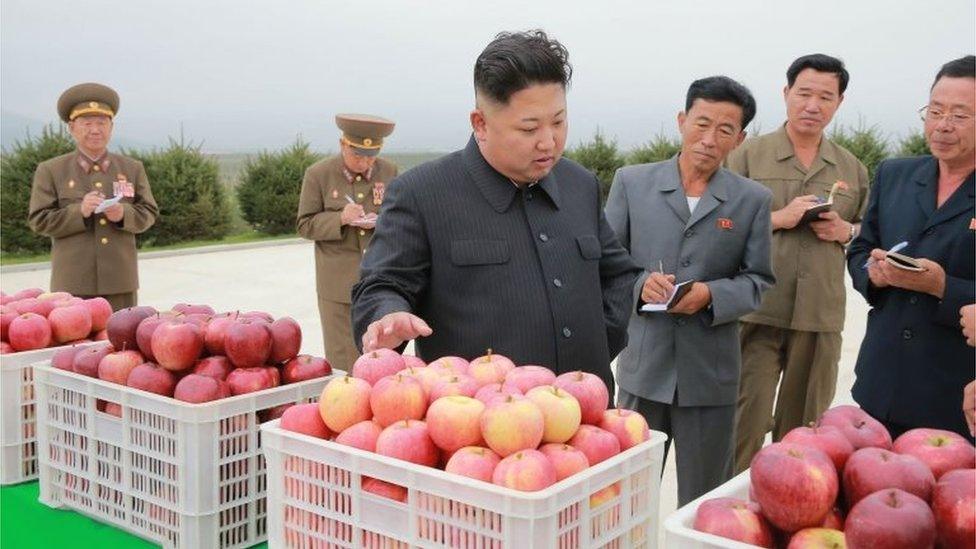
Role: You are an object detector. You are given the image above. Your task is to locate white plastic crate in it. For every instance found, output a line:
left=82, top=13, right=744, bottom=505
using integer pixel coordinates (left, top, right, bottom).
left=262, top=420, right=667, bottom=548
left=664, top=471, right=759, bottom=548
left=33, top=362, right=335, bottom=548
left=0, top=341, right=106, bottom=485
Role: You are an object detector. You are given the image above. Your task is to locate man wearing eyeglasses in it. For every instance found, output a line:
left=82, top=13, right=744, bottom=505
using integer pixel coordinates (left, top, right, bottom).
left=847, top=55, right=975, bottom=440
left=726, top=54, right=871, bottom=472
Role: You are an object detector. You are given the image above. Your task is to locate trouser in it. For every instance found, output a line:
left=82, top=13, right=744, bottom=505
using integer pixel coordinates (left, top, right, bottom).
left=317, top=297, right=358, bottom=374
left=734, top=322, right=842, bottom=473
left=78, top=292, right=136, bottom=312
left=618, top=388, right=735, bottom=507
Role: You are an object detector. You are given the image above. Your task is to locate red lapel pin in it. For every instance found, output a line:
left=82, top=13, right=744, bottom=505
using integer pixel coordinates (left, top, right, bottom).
left=718, top=218, right=734, bottom=230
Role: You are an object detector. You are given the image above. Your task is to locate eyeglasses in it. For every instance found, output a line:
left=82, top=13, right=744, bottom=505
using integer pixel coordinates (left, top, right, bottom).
left=918, top=105, right=974, bottom=126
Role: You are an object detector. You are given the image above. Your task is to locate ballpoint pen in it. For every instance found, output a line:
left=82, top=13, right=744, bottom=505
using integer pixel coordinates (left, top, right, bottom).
left=863, top=241, right=908, bottom=269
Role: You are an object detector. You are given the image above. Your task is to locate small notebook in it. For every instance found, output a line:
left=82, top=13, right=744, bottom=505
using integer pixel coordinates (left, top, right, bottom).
left=885, top=251, right=925, bottom=272
left=798, top=199, right=833, bottom=224
left=94, top=195, right=122, bottom=214
left=640, top=279, right=696, bottom=313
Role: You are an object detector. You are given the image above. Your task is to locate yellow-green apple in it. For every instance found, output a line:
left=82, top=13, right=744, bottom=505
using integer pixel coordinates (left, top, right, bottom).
left=932, top=468, right=975, bottom=549
left=526, top=385, right=581, bottom=443
left=83, top=297, right=112, bottom=332
left=474, top=382, right=523, bottom=405
left=72, top=344, right=114, bottom=377
left=843, top=447, right=934, bottom=507
left=224, top=319, right=273, bottom=368
left=282, top=355, right=332, bottom=384
left=598, top=408, right=650, bottom=450
left=106, top=306, right=157, bottom=352
left=174, top=373, right=232, bottom=403
left=375, top=419, right=439, bottom=467
left=269, top=316, right=302, bottom=363
left=428, top=355, right=470, bottom=377
left=539, top=443, right=589, bottom=481
left=783, top=423, right=856, bottom=472
left=370, top=374, right=427, bottom=427
left=480, top=395, right=545, bottom=457
left=568, top=425, right=621, bottom=466
left=468, top=349, right=516, bottom=386
left=819, top=405, right=892, bottom=450
left=97, top=348, right=145, bottom=384
left=503, top=365, right=556, bottom=394
left=319, top=376, right=373, bottom=433
left=553, top=371, right=610, bottom=425
left=335, top=419, right=383, bottom=451
left=280, top=403, right=333, bottom=439
left=362, top=477, right=407, bottom=502
left=492, top=449, right=557, bottom=491
left=151, top=319, right=204, bottom=371
left=192, top=356, right=234, bottom=380
left=426, top=395, right=486, bottom=452
left=429, top=374, right=480, bottom=400
left=892, top=428, right=976, bottom=480
left=786, top=528, right=846, bottom=549
left=693, top=497, right=776, bottom=547
left=226, top=366, right=280, bottom=395
left=203, top=312, right=238, bottom=355
left=7, top=312, right=52, bottom=351
left=126, top=362, right=177, bottom=396
left=844, top=489, right=936, bottom=549
left=751, top=442, right=839, bottom=532
left=172, top=303, right=215, bottom=315
left=352, top=349, right=407, bottom=386
left=444, top=446, right=500, bottom=483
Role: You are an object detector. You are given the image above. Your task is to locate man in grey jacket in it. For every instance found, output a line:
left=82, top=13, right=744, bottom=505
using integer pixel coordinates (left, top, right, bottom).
left=605, top=76, right=774, bottom=505
left=351, top=30, right=641, bottom=390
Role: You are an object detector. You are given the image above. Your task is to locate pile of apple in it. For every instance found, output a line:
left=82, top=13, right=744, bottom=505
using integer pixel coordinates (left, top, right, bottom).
left=694, top=404, right=976, bottom=549
left=279, top=348, right=652, bottom=501
left=1, top=288, right=113, bottom=354
left=50, top=303, right=332, bottom=410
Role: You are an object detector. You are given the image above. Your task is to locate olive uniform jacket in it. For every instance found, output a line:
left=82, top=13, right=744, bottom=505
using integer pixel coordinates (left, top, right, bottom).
left=297, top=156, right=398, bottom=304
left=28, top=151, right=158, bottom=295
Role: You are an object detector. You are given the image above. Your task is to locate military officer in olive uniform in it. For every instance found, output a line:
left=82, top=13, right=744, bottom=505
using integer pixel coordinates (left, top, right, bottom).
left=29, top=83, right=159, bottom=311
left=297, top=114, right=397, bottom=372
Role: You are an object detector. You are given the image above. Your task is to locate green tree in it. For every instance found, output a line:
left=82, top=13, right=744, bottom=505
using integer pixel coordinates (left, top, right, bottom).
left=564, top=130, right=624, bottom=204
left=126, top=139, right=232, bottom=247
left=897, top=130, right=931, bottom=157
left=830, top=122, right=889, bottom=181
left=1, top=125, right=76, bottom=254
left=626, top=133, right=682, bottom=165
left=237, top=139, right=322, bottom=235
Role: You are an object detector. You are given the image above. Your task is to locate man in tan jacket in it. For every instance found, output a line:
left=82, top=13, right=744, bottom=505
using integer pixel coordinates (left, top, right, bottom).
left=297, top=114, right=397, bottom=372
left=29, top=83, right=159, bottom=311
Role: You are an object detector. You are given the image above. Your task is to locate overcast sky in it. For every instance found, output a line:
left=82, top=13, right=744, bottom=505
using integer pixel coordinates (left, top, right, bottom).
left=2, top=0, right=973, bottom=153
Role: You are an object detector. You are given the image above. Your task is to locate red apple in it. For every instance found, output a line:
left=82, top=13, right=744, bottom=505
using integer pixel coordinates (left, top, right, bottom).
left=468, top=349, right=516, bottom=386
left=52, top=343, right=88, bottom=371
left=892, top=428, right=976, bottom=480
left=72, top=344, right=114, bottom=377
left=844, top=489, right=936, bottom=549
left=553, top=370, right=610, bottom=425
left=282, top=355, right=332, bottom=384
left=92, top=329, right=108, bottom=341
left=786, top=528, right=846, bottom=549
left=335, top=420, right=383, bottom=451
left=0, top=342, right=11, bottom=354
left=429, top=374, right=480, bottom=400
left=492, top=449, right=557, bottom=491
left=821, top=507, right=845, bottom=530
left=819, top=405, right=892, bottom=450
left=203, top=312, right=238, bottom=355
left=931, top=468, right=975, bottom=549
left=7, top=313, right=52, bottom=351
left=427, top=355, right=470, bottom=377
left=135, top=313, right=174, bottom=362
left=401, top=354, right=426, bottom=369
left=370, top=374, right=427, bottom=427
left=783, top=423, right=856, bottom=472
left=102, top=401, right=123, bottom=417
left=750, top=442, right=839, bottom=532
left=843, top=447, right=935, bottom=507
left=192, top=356, right=234, bottom=380
left=83, top=298, right=113, bottom=331
left=1, top=309, right=18, bottom=341
left=503, top=365, right=557, bottom=394
left=361, top=477, right=407, bottom=502
left=568, top=424, right=621, bottom=466
left=480, top=394, right=545, bottom=457
left=106, top=306, right=157, bottom=353
left=224, top=320, right=273, bottom=368
left=474, top=382, right=523, bottom=405
left=598, top=408, right=651, bottom=450
left=174, top=374, right=232, bottom=403
left=226, top=366, right=280, bottom=395
left=280, top=403, right=333, bottom=439
left=352, top=349, right=406, bottom=386
left=444, top=446, right=501, bottom=483
left=539, top=443, right=590, bottom=481
left=48, top=303, right=92, bottom=343
left=693, top=497, right=775, bottom=548
left=37, top=291, right=72, bottom=302
left=240, top=310, right=273, bottom=323
left=172, top=303, right=215, bottom=316
left=126, top=362, right=177, bottom=397
left=375, top=420, right=439, bottom=467
left=151, top=319, right=205, bottom=371
left=97, top=349, right=145, bottom=385
left=11, top=288, right=43, bottom=301
left=426, top=395, right=486, bottom=453
left=268, top=316, right=302, bottom=363
left=319, top=376, right=372, bottom=433
left=526, top=385, right=582, bottom=444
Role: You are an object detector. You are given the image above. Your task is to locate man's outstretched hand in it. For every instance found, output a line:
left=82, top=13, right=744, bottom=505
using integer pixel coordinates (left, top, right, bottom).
left=361, top=311, right=433, bottom=353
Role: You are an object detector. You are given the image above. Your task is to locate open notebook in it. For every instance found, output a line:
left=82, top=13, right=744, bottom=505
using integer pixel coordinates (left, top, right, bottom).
left=639, top=279, right=695, bottom=313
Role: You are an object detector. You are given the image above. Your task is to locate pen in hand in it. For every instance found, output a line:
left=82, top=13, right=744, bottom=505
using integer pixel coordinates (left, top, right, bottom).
left=658, top=259, right=664, bottom=273
left=863, top=241, right=909, bottom=269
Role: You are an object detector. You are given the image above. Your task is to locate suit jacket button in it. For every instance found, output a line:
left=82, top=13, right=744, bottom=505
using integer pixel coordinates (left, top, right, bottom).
left=562, top=327, right=572, bottom=338
left=684, top=229, right=694, bottom=238
left=359, top=229, right=366, bottom=236
left=681, top=259, right=691, bottom=267
left=101, top=237, right=108, bottom=245
left=902, top=329, right=913, bottom=340
left=99, top=218, right=107, bottom=226
left=909, top=296, right=918, bottom=304
left=95, top=181, right=103, bottom=188
left=553, top=278, right=563, bottom=288
left=539, top=233, right=548, bottom=242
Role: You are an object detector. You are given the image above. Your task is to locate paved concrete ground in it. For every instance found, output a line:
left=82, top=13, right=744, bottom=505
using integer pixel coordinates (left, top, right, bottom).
left=0, top=239, right=867, bottom=543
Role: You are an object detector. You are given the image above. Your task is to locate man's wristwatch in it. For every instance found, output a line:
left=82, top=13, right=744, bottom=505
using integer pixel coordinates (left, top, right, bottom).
left=843, top=223, right=856, bottom=245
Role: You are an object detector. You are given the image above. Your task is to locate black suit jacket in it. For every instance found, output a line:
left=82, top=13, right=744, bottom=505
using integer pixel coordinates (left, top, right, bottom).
left=352, top=137, right=641, bottom=390
left=847, top=156, right=975, bottom=437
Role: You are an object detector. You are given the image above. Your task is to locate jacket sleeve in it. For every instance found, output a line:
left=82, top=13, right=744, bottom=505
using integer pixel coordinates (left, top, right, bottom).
left=351, top=177, right=430, bottom=350
left=119, top=161, right=158, bottom=234
left=296, top=166, right=343, bottom=241
left=846, top=161, right=885, bottom=306
left=705, top=188, right=775, bottom=326
left=28, top=162, right=89, bottom=238
left=598, top=173, right=642, bottom=359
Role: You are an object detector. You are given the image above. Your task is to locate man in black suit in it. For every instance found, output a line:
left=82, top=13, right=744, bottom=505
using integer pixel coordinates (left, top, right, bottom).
left=847, top=55, right=975, bottom=439
left=351, top=30, right=641, bottom=390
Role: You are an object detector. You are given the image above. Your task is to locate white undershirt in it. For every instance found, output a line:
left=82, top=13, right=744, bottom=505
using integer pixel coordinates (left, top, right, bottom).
left=687, top=196, right=701, bottom=213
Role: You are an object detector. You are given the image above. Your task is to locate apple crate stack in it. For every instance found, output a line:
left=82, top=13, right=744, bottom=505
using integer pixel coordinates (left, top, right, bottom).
left=34, top=303, right=336, bottom=549
left=262, top=349, right=669, bottom=548
left=1, top=287, right=112, bottom=485
left=664, top=404, right=976, bottom=549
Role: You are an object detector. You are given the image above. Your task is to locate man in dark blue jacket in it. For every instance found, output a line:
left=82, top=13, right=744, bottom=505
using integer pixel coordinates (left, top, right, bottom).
left=847, top=55, right=975, bottom=439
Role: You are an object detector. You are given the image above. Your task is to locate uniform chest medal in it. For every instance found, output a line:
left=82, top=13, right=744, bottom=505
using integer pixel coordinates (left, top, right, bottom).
left=113, top=173, right=135, bottom=198
left=331, top=189, right=339, bottom=199
left=372, top=182, right=385, bottom=206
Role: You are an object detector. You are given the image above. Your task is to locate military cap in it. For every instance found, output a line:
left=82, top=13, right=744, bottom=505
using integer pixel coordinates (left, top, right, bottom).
left=336, top=114, right=395, bottom=157
left=57, top=83, right=120, bottom=123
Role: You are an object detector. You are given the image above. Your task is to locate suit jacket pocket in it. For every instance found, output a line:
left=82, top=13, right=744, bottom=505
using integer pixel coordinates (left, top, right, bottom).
left=451, top=239, right=510, bottom=266
left=576, top=235, right=602, bottom=260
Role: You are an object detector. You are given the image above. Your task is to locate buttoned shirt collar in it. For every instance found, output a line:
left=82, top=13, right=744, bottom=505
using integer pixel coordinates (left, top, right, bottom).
left=462, top=135, right=561, bottom=212
left=774, top=123, right=838, bottom=166
left=76, top=151, right=111, bottom=174
left=342, top=165, right=373, bottom=183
